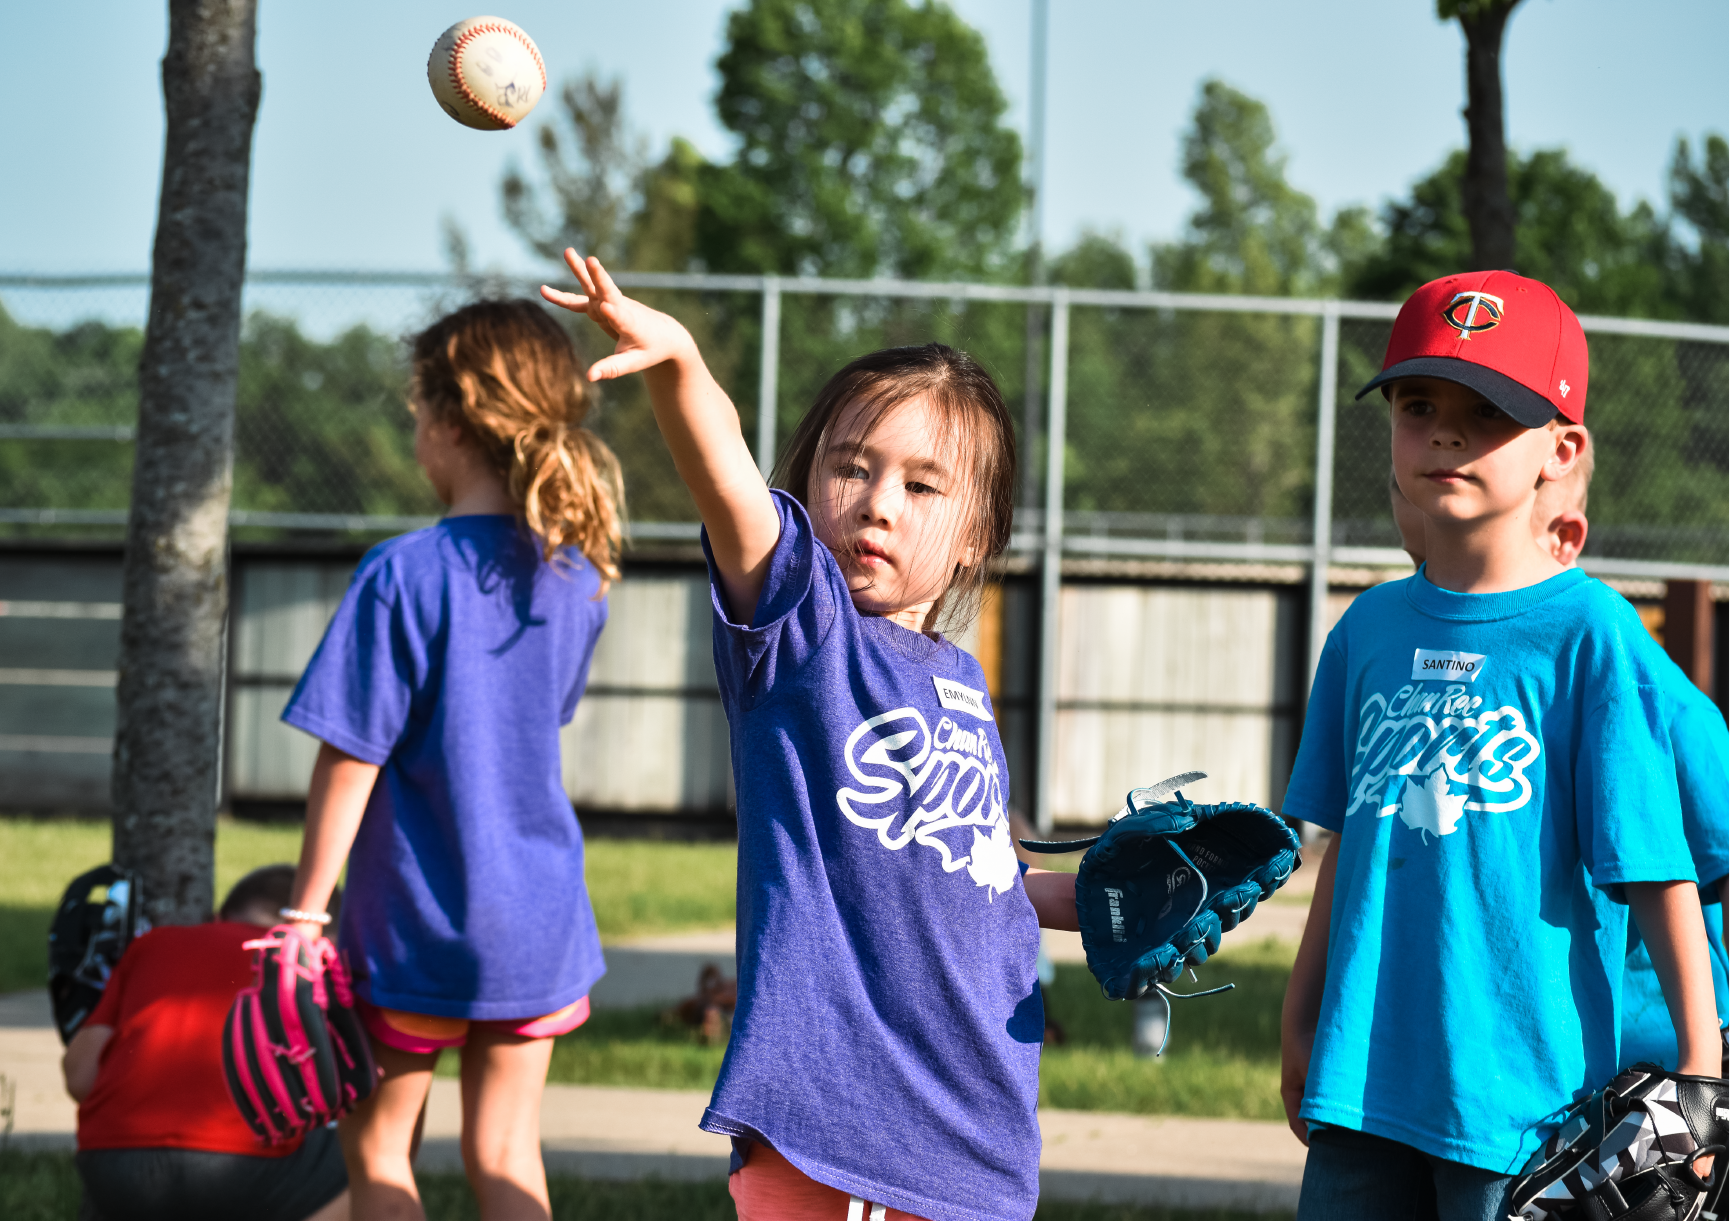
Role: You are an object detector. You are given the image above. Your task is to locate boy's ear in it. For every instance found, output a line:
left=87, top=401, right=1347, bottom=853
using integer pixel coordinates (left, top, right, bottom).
left=1540, top=422, right=1588, bottom=484
left=1543, top=510, right=1589, bottom=566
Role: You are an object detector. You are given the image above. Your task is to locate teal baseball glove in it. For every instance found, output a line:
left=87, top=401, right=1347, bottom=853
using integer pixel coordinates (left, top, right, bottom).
left=1022, top=773, right=1302, bottom=1039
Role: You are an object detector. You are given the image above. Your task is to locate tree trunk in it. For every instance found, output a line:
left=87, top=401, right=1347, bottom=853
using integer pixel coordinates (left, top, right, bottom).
left=1458, top=0, right=1520, bottom=270
left=113, top=0, right=261, bottom=927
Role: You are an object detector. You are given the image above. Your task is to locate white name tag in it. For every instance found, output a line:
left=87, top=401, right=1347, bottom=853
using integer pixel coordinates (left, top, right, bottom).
left=932, top=676, right=993, bottom=721
left=1411, top=648, right=1488, bottom=683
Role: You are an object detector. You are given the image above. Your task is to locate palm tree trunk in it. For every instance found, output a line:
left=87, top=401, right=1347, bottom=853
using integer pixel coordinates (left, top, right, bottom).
left=1458, top=0, right=1520, bottom=270
left=113, top=0, right=261, bottom=926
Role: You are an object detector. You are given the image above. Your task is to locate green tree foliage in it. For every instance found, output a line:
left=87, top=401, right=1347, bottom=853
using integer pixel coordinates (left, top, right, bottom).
left=0, top=305, right=437, bottom=532
left=1667, top=135, right=1729, bottom=325
left=697, top=0, right=1024, bottom=280
left=501, top=76, right=646, bottom=267
left=1048, top=232, right=1136, bottom=291
left=231, top=315, right=435, bottom=519
left=501, top=1, right=1023, bottom=282
left=498, top=76, right=705, bottom=275
left=495, top=1, right=1027, bottom=507
left=0, top=310, right=140, bottom=516
left=1152, top=81, right=1332, bottom=297
left=1049, top=82, right=1363, bottom=526
left=1347, top=146, right=1704, bottom=319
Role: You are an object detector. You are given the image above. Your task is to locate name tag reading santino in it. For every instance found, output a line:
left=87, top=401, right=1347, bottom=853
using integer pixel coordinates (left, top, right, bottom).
left=1411, top=648, right=1489, bottom=683
left=932, top=676, right=993, bottom=721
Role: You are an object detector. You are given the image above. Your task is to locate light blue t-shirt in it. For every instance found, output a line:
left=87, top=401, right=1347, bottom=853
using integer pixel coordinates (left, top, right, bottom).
left=1283, top=566, right=1697, bottom=1174
left=1618, top=637, right=1728, bottom=1069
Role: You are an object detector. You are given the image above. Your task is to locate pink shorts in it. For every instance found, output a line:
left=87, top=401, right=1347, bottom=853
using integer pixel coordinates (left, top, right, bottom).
left=729, top=1141, right=932, bottom=1221
left=356, top=996, right=590, bottom=1055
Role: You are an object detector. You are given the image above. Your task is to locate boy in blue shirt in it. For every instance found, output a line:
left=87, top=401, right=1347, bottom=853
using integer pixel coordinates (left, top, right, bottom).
left=1279, top=270, right=1722, bottom=1220
left=1395, top=435, right=1730, bottom=1070
left=1526, top=436, right=1729, bottom=1070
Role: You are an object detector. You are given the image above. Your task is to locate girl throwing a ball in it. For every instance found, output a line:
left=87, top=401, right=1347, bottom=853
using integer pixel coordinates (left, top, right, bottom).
left=544, top=253, right=1079, bottom=1221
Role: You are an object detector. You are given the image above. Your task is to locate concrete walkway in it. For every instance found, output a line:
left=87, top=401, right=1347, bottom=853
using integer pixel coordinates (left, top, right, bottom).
left=2, top=987, right=1304, bottom=1208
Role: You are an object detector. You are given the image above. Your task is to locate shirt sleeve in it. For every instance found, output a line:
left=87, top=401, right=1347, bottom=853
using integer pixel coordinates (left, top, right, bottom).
left=1281, top=631, right=1349, bottom=832
left=701, top=491, right=842, bottom=713
left=558, top=567, right=605, bottom=726
left=1576, top=683, right=1698, bottom=898
left=280, top=554, right=417, bottom=766
left=1673, top=694, right=1730, bottom=893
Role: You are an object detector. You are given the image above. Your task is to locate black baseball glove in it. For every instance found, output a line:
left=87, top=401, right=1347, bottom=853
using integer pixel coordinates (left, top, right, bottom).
left=1506, top=1059, right=1726, bottom=1221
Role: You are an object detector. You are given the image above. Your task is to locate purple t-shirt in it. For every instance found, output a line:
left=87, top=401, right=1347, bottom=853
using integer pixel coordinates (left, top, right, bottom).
left=283, top=516, right=607, bottom=1019
left=699, top=492, right=1043, bottom=1221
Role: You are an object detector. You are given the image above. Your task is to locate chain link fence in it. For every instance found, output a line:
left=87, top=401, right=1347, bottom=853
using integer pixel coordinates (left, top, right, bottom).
left=5, top=271, right=1724, bottom=830
left=1, top=271, right=1724, bottom=575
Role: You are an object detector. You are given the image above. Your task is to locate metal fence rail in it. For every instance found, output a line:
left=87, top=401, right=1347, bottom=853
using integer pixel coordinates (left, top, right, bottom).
left=4, top=269, right=1726, bottom=828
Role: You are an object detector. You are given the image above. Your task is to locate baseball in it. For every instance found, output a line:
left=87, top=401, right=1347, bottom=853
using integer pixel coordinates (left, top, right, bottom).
left=427, top=17, right=546, bottom=131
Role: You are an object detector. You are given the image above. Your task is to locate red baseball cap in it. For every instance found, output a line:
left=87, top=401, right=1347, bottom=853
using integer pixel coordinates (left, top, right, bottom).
left=1355, top=270, right=1588, bottom=426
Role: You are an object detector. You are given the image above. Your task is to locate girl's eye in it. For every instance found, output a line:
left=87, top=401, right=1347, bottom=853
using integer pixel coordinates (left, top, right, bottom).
left=906, top=481, right=940, bottom=496
left=835, top=463, right=867, bottom=480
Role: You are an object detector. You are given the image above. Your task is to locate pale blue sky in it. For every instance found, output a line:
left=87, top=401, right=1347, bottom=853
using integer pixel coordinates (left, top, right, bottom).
left=4, top=1, right=1725, bottom=274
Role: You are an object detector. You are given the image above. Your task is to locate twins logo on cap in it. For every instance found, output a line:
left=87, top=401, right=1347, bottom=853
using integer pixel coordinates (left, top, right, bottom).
left=1355, top=270, right=1588, bottom=427
left=1441, top=291, right=1504, bottom=339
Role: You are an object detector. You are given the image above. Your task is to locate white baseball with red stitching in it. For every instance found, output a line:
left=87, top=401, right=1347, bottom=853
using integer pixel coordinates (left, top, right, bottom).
left=427, top=16, right=546, bottom=131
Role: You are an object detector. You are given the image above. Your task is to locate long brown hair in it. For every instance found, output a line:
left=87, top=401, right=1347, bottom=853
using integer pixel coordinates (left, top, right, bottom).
left=411, top=300, right=625, bottom=587
left=772, top=343, right=1016, bottom=631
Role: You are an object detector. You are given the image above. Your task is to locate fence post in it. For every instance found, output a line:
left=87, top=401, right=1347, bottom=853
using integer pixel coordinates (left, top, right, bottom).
left=756, top=276, right=781, bottom=479
left=1663, top=580, right=1715, bottom=694
left=1306, top=302, right=1341, bottom=701
left=1034, top=288, right=1070, bottom=834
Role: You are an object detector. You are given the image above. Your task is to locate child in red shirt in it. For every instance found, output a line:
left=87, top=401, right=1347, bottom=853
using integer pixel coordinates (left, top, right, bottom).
left=63, top=865, right=349, bottom=1221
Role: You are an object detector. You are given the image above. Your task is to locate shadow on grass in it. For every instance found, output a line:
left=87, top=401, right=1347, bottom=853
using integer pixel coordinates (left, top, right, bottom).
left=0, top=1151, right=1290, bottom=1221
left=0, top=1149, right=83, bottom=1221
left=1038, top=939, right=1292, bottom=1120
left=0, top=905, right=53, bottom=995
left=511, top=940, right=1295, bottom=1122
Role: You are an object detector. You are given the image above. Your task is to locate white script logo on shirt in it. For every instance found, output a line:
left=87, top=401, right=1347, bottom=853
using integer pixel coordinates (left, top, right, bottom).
left=836, top=707, right=1020, bottom=898
left=1345, top=678, right=1541, bottom=844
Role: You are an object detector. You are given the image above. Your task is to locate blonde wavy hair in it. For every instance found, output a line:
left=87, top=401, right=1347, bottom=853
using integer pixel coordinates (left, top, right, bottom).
left=410, top=300, right=625, bottom=587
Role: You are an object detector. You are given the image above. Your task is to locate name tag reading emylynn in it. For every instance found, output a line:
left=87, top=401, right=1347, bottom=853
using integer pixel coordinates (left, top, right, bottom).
left=932, top=676, right=993, bottom=721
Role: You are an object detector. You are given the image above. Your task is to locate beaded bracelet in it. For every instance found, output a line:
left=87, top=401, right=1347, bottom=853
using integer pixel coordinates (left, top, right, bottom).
left=278, top=906, right=332, bottom=925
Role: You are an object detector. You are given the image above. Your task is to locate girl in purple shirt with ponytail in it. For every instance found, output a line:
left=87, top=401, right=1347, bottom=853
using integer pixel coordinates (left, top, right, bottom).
left=281, top=300, right=623, bottom=1219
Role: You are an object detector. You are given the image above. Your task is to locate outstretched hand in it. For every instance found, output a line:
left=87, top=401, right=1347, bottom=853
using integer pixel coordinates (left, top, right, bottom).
left=540, top=249, right=695, bottom=381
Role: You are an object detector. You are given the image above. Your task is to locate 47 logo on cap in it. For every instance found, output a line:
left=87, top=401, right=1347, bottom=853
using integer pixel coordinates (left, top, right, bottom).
left=1442, top=291, right=1504, bottom=339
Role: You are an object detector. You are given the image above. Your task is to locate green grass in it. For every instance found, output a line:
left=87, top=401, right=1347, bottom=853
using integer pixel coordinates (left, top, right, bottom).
left=1, top=818, right=1291, bottom=1121
left=0, top=1150, right=84, bottom=1221
left=0, top=817, right=736, bottom=994
left=0, top=1150, right=1289, bottom=1221
left=583, top=840, right=735, bottom=939
left=1039, top=938, right=1291, bottom=1120
left=0, top=817, right=314, bottom=993
left=463, top=938, right=1295, bottom=1121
